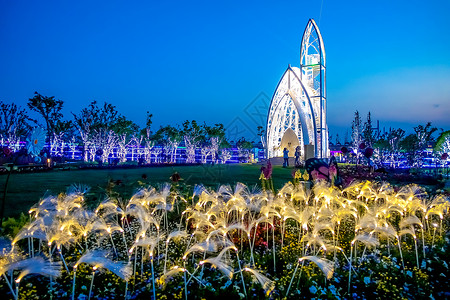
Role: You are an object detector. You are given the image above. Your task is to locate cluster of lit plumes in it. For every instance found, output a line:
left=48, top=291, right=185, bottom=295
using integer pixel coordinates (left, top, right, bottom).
left=0, top=180, right=448, bottom=299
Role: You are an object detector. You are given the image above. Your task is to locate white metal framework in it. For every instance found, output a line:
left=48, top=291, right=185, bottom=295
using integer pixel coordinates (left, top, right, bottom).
left=266, top=19, right=328, bottom=159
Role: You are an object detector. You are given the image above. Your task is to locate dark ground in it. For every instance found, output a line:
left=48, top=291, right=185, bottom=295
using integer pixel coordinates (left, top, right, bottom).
left=0, top=163, right=294, bottom=218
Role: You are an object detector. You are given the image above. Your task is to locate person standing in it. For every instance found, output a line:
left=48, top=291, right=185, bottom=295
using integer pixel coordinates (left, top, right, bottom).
left=283, top=147, right=289, bottom=167
left=294, top=146, right=301, bottom=167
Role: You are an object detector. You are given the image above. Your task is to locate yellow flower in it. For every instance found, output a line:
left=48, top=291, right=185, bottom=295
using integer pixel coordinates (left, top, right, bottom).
left=302, top=170, right=309, bottom=181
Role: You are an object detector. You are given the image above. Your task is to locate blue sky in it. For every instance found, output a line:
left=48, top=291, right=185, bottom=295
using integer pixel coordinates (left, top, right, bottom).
left=0, top=0, right=449, bottom=141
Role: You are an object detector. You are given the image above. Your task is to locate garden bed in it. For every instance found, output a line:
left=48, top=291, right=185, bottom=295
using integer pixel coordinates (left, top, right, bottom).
left=0, top=178, right=448, bottom=299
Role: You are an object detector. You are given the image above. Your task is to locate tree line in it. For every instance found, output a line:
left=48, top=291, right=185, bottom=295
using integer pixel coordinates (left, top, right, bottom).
left=332, top=110, right=450, bottom=167
left=0, top=92, right=255, bottom=164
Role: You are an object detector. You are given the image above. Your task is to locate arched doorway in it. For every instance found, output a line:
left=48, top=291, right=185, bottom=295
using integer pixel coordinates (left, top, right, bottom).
left=279, top=128, right=300, bottom=157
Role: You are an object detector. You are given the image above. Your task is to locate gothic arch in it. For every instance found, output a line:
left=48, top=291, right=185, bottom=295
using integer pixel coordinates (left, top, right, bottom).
left=266, top=19, right=328, bottom=159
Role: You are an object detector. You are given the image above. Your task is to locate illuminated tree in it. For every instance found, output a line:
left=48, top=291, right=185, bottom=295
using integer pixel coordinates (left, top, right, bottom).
left=116, top=134, right=128, bottom=163
left=141, top=112, right=154, bottom=163
left=72, top=101, right=99, bottom=161
left=50, top=120, right=73, bottom=158
left=200, top=147, right=210, bottom=164
left=112, top=116, right=139, bottom=162
left=400, top=134, right=419, bottom=166
left=203, top=123, right=226, bottom=164
left=363, top=112, right=376, bottom=147
left=181, top=120, right=202, bottom=163
left=257, top=126, right=265, bottom=147
left=400, top=123, right=437, bottom=167
left=351, top=110, right=363, bottom=163
left=434, top=130, right=450, bottom=155
left=73, top=101, right=137, bottom=162
left=387, top=128, right=405, bottom=167
left=154, top=125, right=181, bottom=163
left=236, top=137, right=253, bottom=162
left=414, top=122, right=437, bottom=150
left=373, top=132, right=389, bottom=165
left=0, top=102, right=34, bottom=151
left=128, top=134, right=143, bottom=162
left=92, top=128, right=118, bottom=163
left=219, top=149, right=232, bottom=164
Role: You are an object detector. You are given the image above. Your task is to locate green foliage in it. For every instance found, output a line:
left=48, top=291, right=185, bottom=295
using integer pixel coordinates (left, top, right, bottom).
left=53, top=119, right=73, bottom=141
left=73, top=100, right=137, bottom=137
left=111, top=116, right=139, bottom=136
left=236, top=137, right=253, bottom=150
left=220, top=139, right=231, bottom=149
left=257, top=126, right=264, bottom=138
left=140, top=111, right=153, bottom=138
left=1, top=212, right=28, bottom=238
left=400, top=134, right=419, bottom=152
left=388, top=128, right=405, bottom=150
left=27, top=92, right=64, bottom=139
left=180, top=120, right=203, bottom=145
left=154, top=125, right=182, bottom=144
left=202, top=123, right=227, bottom=146
left=414, top=122, right=437, bottom=150
left=373, top=136, right=389, bottom=150
left=434, top=130, right=450, bottom=153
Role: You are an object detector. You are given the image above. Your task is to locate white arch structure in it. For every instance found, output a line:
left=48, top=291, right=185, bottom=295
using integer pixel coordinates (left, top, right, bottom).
left=266, top=19, right=328, bottom=159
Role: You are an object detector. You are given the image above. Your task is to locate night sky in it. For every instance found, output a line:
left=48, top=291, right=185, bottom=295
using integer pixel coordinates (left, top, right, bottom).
left=1, top=0, right=449, bottom=141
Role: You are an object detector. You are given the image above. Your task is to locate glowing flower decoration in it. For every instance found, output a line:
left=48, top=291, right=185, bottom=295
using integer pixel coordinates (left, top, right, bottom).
left=27, top=127, right=46, bottom=157
left=302, top=170, right=309, bottom=181
left=329, top=165, right=337, bottom=178
left=293, top=169, right=302, bottom=180
left=263, top=161, right=272, bottom=179
left=259, top=170, right=265, bottom=180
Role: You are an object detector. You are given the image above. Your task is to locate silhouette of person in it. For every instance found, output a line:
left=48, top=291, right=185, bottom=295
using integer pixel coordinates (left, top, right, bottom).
left=283, top=147, right=289, bottom=167
left=294, top=146, right=301, bottom=166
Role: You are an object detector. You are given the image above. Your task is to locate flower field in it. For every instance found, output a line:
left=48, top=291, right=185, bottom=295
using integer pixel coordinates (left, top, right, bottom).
left=0, top=179, right=449, bottom=299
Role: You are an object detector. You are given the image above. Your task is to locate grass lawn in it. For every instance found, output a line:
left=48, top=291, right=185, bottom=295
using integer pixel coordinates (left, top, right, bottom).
left=0, top=163, right=295, bottom=218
